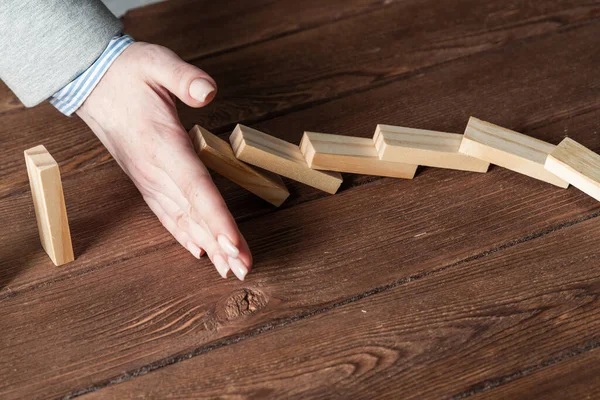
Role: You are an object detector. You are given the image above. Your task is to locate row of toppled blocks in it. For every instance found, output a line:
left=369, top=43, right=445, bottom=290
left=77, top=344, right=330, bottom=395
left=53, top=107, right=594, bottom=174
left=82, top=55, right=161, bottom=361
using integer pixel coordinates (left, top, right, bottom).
left=23, top=116, right=598, bottom=267
left=190, top=117, right=600, bottom=206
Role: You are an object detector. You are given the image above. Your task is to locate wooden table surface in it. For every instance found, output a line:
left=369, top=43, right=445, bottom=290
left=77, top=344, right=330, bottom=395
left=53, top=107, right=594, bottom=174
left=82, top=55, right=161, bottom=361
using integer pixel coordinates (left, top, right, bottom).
left=1, top=0, right=600, bottom=398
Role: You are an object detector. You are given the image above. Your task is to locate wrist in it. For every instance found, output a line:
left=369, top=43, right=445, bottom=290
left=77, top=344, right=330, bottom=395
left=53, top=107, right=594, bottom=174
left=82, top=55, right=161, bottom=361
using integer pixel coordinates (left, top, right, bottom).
left=50, top=34, right=135, bottom=116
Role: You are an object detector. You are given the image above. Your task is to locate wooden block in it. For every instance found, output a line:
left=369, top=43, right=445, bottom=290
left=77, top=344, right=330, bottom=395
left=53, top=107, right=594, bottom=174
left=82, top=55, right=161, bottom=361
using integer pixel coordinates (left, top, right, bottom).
left=24, top=145, right=74, bottom=266
left=374, top=124, right=490, bottom=173
left=189, top=125, right=290, bottom=207
left=545, top=138, right=600, bottom=201
left=230, top=124, right=343, bottom=194
left=300, top=131, right=417, bottom=179
left=459, top=117, right=569, bottom=188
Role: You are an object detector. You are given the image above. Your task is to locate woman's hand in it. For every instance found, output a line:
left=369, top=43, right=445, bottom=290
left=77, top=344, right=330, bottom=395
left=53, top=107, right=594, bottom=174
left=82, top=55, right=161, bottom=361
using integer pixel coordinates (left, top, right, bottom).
left=77, top=42, right=252, bottom=280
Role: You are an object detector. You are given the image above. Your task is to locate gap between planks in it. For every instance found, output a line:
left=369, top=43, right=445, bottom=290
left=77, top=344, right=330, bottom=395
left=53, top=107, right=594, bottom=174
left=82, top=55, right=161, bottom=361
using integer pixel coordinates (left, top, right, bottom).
left=450, top=340, right=600, bottom=399
left=65, top=210, right=600, bottom=398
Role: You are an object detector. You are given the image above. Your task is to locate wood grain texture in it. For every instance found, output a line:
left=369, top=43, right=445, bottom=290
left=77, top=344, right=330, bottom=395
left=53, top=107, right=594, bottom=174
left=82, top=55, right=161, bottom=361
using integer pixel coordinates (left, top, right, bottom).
left=1, top=2, right=600, bottom=398
left=82, top=218, right=600, bottom=399
left=122, top=0, right=388, bottom=61
left=1, top=163, right=599, bottom=398
left=2, top=16, right=600, bottom=303
left=230, top=125, right=343, bottom=194
left=300, top=131, right=417, bottom=179
left=545, top=137, right=600, bottom=201
left=472, top=349, right=600, bottom=400
left=0, top=0, right=389, bottom=116
left=190, top=125, right=289, bottom=206
left=374, top=124, right=489, bottom=172
left=24, top=145, right=74, bottom=266
left=460, top=117, right=569, bottom=188
left=176, top=0, right=600, bottom=130
left=2, top=0, right=599, bottom=196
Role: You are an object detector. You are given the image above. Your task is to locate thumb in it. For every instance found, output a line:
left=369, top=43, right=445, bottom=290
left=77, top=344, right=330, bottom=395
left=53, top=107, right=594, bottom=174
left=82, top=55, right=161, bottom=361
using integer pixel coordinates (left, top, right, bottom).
left=143, top=44, right=217, bottom=108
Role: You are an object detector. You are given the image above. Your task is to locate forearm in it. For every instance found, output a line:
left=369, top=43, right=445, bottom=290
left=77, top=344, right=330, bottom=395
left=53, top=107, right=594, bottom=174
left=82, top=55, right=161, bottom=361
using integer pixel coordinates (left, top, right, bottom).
left=0, top=0, right=122, bottom=107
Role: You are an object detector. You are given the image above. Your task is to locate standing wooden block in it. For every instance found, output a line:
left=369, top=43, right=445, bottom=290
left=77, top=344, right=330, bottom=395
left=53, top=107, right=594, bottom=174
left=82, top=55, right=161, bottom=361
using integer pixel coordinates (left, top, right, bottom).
left=300, top=131, right=418, bottom=179
left=459, top=117, right=569, bottom=188
left=190, top=125, right=290, bottom=206
left=230, top=125, right=343, bottom=194
left=374, top=124, right=490, bottom=173
left=24, top=145, right=74, bottom=266
left=545, top=138, right=600, bottom=201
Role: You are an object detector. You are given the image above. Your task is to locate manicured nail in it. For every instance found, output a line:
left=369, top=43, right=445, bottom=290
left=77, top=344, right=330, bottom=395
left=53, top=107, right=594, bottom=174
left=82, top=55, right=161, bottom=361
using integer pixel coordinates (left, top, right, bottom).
left=228, top=257, right=248, bottom=281
left=213, top=254, right=230, bottom=279
left=188, top=243, right=202, bottom=259
left=189, top=79, right=215, bottom=102
left=218, top=235, right=240, bottom=258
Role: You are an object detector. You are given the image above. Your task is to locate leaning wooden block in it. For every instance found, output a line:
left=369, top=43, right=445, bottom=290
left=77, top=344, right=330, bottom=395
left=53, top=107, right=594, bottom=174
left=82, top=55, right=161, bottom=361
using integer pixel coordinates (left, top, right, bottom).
left=374, top=124, right=489, bottom=173
left=545, top=138, right=600, bottom=201
left=459, top=117, right=569, bottom=188
left=230, top=125, right=343, bottom=194
left=189, top=125, right=290, bottom=206
left=300, top=131, right=417, bottom=179
left=24, top=145, right=74, bottom=266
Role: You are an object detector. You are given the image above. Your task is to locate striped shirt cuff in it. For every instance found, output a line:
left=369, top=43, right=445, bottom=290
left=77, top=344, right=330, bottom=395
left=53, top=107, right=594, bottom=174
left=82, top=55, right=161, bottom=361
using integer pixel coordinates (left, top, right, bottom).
left=50, top=35, right=135, bottom=116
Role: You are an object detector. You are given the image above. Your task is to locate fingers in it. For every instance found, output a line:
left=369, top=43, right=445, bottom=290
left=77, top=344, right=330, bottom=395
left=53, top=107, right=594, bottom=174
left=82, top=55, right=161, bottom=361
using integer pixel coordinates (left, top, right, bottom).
left=150, top=190, right=250, bottom=281
left=160, top=145, right=253, bottom=273
left=142, top=44, right=217, bottom=108
left=144, top=196, right=204, bottom=259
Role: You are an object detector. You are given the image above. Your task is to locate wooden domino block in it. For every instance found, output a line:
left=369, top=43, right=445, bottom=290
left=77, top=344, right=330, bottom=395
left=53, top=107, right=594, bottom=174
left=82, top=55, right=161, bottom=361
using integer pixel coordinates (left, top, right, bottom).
left=300, top=131, right=417, bottom=179
left=459, top=117, right=569, bottom=188
left=24, top=145, right=74, bottom=266
left=230, top=125, right=343, bottom=194
left=545, top=138, right=600, bottom=201
left=189, top=125, right=290, bottom=206
left=374, top=124, right=490, bottom=173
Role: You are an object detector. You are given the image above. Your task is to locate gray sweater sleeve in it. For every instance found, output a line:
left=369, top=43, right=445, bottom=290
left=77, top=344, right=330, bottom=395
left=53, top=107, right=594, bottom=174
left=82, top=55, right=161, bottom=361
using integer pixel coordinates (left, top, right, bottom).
left=0, top=0, right=122, bottom=107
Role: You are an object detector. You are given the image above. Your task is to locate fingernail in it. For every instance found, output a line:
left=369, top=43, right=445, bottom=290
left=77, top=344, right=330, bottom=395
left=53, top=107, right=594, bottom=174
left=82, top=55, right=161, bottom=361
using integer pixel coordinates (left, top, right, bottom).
left=188, top=243, right=202, bottom=259
left=218, top=235, right=240, bottom=259
left=189, top=79, right=215, bottom=102
left=213, top=254, right=230, bottom=279
left=229, top=257, right=248, bottom=281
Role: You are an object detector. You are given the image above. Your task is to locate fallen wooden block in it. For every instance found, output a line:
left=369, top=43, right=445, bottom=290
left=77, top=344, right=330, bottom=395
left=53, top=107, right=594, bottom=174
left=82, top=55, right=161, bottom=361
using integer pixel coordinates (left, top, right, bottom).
left=190, top=125, right=290, bottom=207
left=545, top=138, right=600, bottom=201
left=230, top=125, right=343, bottom=194
left=459, top=117, right=569, bottom=188
left=374, top=124, right=490, bottom=173
left=300, top=131, right=418, bottom=179
left=24, top=145, right=74, bottom=266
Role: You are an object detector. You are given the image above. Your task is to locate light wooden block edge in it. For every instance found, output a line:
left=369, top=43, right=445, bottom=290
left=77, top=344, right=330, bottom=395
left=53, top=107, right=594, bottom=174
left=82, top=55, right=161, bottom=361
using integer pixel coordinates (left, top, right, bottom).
left=300, top=131, right=418, bottom=179
left=460, top=117, right=569, bottom=188
left=373, top=124, right=490, bottom=173
left=24, top=145, right=74, bottom=266
left=230, top=124, right=343, bottom=194
left=189, top=125, right=290, bottom=207
left=544, top=138, right=600, bottom=201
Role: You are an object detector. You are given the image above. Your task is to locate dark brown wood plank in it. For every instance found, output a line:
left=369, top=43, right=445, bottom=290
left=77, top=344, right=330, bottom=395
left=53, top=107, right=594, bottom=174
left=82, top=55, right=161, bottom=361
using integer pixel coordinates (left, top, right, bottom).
left=0, top=81, right=22, bottom=115
left=1, top=9, right=600, bottom=398
left=2, top=0, right=598, bottom=195
left=175, top=0, right=600, bottom=130
left=0, top=0, right=388, bottom=115
left=77, top=218, right=600, bottom=399
left=122, top=0, right=388, bottom=61
left=2, top=21, right=599, bottom=295
left=471, top=348, right=600, bottom=400
left=0, top=152, right=598, bottom=397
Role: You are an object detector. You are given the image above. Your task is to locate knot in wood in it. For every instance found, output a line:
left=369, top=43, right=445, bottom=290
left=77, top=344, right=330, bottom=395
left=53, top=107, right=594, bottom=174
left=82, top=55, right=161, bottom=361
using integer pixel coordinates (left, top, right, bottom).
left=219, top=288, right=267, bottom=321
